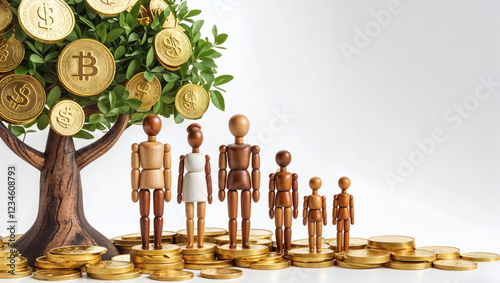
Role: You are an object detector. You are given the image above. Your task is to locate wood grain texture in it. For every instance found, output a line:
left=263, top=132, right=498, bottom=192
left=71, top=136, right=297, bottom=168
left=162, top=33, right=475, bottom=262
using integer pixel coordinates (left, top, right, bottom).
left=0, top=121, right=45, bottom=170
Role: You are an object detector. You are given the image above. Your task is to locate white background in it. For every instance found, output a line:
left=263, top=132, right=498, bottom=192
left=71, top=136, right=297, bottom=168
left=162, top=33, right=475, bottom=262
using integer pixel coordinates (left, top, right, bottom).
left=1, top=0, right=500, bottom=282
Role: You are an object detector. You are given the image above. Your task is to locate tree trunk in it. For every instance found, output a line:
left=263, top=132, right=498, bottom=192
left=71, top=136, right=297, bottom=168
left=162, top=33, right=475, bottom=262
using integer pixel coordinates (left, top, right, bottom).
left=15, top=129, right=119, bottom=266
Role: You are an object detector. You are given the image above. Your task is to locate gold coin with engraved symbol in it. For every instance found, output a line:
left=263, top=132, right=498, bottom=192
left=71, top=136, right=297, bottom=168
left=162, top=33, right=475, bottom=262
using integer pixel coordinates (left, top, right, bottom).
left=149, top=0, right=176, bottom=29
left=126, top=72, right=162, bottom=110
left=49, top=100, right=85, bottom=137
left=0, top=74, right=46, bottom=125
left=85, top=0, right=131, bottom=17
left=18, top=0, right=75, bottom=44
left=0, top=0, right=13, bottom=34
left=175, top=84, right=210, bottom=119
left=154, top=28, right=191, bottom=67
left=57, top=39, right=116, bottom=97
left=33, top=269, right=82, bottom=281
left=0, top=35, right=25, bottom=73
left=200, top=268, right=242, bottom=280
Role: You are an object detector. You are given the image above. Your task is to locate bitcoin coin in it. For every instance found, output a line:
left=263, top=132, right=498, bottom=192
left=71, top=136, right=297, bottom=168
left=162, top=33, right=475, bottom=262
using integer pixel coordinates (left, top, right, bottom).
left=18, top=0, right=74, bottom=43
left=433, top=259, right=478, bottom=271
left=175, top=84, right=210, bottom=119
left=126, top=72, right=161, bottom=110
left=384, top=260, right=432, bottom=270
left=150, top=270, right=194, bottom=281
left=250, top=259, right=291, bottom=270
left=200, top=268, right=242, bottom=280
left=0, top=266, right=32, bottom=279
left=88, top=268, right=142, bottom=280
left=33, top=269, right=82, bottom=281
left=0, top=0, right=12, bottom=33
left=418, top=246, right=461, bottom=260
left=154, top=28, right=191, bottom=67
left=391, top=249, right=436, bottom=262
left=0, top=74, right=45, bottom=125
left=461, top=252, right=500, bottom=262
left=345, top=249, right=391, bottom=264
left=148, top=0, right=176, bottom=29
left=85, top=0, right=131, bottom=17
left=0, top=35, right=24, bottom=73
left=367, top=235, right=415, bottom=250
left=58, top=39, right=115, bottom=96
left=49, top=100, right=85, bottom=136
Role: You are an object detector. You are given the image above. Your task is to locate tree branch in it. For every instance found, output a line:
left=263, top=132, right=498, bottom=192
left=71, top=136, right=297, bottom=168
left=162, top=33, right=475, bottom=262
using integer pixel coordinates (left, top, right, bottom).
left=0, top=122, right=45, bottom=171
left=83, top=104, right=100, bottom=117
left=76, top=114, right=130, bottom=170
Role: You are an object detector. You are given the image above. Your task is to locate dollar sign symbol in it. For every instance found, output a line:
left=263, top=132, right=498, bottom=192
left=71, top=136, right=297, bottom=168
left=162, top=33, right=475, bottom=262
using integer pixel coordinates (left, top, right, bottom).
left=135, top=82, right=150, bottom=101
left=164, top=35, right=182, bottom=57
left=6, top=84, right=30, bottom=110
left=57, top=107, right=73, bottom=129
left=72, top=51, right=99, bottom=81
left=37, top=3, right=54, bottom=31
left=100, top=0, right=115, bottom=5
left=0, top=41, right=8, bottom=63
left=183, top=91, right=198, bottom=110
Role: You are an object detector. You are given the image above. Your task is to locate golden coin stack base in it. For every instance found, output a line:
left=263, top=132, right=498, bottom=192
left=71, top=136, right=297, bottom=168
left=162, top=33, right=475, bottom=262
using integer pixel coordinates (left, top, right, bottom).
left=175, top=228, right=227, bottom=245
left=130, top=244, right=184, bottom=274
left=87, top=260, right=142, bottom=280
left=0, top=246, right=32, bottom=279
left=180, top=243, right=233, bottom=270
left=112, top=231, right=175, bottom=254
left=385, top=249, right=437, bottom=270
left=289, top=248, right=335, bottom=268
left=36, top=245, right=107, bottom=273
left=217, top=244, right=270, bottom=264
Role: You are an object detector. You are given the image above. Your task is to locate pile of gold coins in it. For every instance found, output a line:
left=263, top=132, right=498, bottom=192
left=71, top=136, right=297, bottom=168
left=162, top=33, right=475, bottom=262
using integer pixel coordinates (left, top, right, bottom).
left=111, top=231, right=175, bottom=254
left=289, top=248, right=335, bottom=268
left=130, top=244, right=184, bottom=274
left=180, top=243, right=233, bottom=270
left=86, top=260, right=142, bottom=280
left=175, top=227, right=227, bottom=244
left=0, top=245, right=32, bottom=279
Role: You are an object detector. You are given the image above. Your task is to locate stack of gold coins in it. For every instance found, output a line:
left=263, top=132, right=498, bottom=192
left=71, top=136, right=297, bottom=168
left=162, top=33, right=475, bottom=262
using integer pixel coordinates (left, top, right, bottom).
left=338, top=249, right=391, bottom=269
left=289, top=248, right=335, bottom=268
left=86, top=260, right=142, bottom=280
left=384, top=249, right=436, bottom=270
left=0, top=247, right=32, bottom=279
left=367, top=235, right=415, bottom=252
left=175, top=228, right=226, bottom=244
left=179, top=243, right=232, bottom=270
left=235, top=252, right=280, bottom=268
left=217, top=244, right=269, bottom=261
left=418, top=246, right=461, bottom=260
left=291, top=239, right=330, bottom=250
left=326, top=237, right=368, bottom=252
left=33, top=269, right=83, bottom=281
left=112, top=231, right=176, bottom=254
left=37, top=245, right=107, bottom=272
left=154, top=28, right=192, bottom=71
left=130, top=244, right=184, bottom=274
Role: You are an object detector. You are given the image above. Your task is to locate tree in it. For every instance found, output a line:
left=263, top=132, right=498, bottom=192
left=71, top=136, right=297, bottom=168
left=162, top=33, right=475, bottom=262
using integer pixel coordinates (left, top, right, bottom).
left=0, top=0, right=232, bottom=266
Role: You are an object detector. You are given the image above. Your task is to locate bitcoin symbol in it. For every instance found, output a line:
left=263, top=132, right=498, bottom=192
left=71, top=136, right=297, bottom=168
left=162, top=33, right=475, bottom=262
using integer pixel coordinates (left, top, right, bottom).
left=0, top=41, right=8, bottom=62
left=164, top=35, right=182, bottom=57
left=37, top=3, right=54, bottom=31
left=57, top=107, right=73, bottom=129
left=183, top=91, right=198, bottom=110
left=6, top=84, right=30, bottom=110
left=135, top=82, right=150, bottom=101
left=100, top=0, right=115, bottom=5
left=72, top=51, right=99, bottom=81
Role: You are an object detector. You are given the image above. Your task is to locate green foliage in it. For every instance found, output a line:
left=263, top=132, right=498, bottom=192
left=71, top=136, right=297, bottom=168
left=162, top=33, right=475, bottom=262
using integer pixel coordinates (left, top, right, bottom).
left=4, top=0, right=232, bottom=138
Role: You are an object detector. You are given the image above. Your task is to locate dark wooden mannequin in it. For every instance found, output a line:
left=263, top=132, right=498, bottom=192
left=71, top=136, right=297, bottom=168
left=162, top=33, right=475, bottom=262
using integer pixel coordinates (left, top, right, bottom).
left=332, top=177, right=354, bottom=252
left=219, top=114, right=260, bottom=249
left=269, top=150, right=298, bottom=256
left=302, top=177, right=327, bottom=253
left=131, top=115, right=172, bottom=249
left=177, top=123, right=213, bottom=248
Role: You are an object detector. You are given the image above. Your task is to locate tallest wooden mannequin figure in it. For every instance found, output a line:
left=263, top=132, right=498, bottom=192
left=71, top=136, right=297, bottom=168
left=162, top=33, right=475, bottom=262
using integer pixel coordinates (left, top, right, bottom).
left=131, top=115, right=172, bottom=249
left=219, top=114, right=261, bottom=249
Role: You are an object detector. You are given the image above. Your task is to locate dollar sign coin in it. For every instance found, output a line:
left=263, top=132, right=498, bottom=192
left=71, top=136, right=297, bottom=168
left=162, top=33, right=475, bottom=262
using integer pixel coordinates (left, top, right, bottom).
left=0, top=0, right=12, bottom=34
left=126, top=72, right=161, bottom=110
left=0, top=74, right=46, bottom=125
left=154, top=28, right=191, bottom=68
left=85, top=0, right=131, bottom=17
left=148, top=0, right=176, bottom=29
left=18, top=0, right=75, bottom=44
left=49, top=100, right=84, bottom=137
left=57, top=39, right=116, bottom=97
left=175, top=84, right=210, bottom=119
left=0, top=35, right=25, bottom=73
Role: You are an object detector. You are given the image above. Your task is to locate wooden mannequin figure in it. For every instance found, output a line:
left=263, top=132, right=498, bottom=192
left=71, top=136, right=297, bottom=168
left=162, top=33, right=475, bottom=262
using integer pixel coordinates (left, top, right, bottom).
left=302, top=177, right=327, bottom=253
left=131, top=115, right=172, bottom=250
left=332, top=177, right=354, bottom=252
left=177, top=123, right=213, bottom=249
left=219, top=114, right=260, bottom=249
left=269, top=150, right=298, bottom=256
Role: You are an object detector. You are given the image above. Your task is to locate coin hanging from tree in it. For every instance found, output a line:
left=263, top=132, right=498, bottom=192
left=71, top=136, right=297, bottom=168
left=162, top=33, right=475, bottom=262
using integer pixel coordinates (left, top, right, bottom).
left=49, top=100, right=85, bottom=137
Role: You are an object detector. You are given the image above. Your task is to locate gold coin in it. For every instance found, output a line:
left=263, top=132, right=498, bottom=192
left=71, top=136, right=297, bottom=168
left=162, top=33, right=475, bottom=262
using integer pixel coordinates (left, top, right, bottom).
left=148, top=0, right=176, bottom=29
left=419, top=246, right=461, bottom=260
left=0, top=256, right=27, bottom=270
left=131, top=244, right=181, bottom=256
left=184, top=261, right=233, bottom=270
left=185, top=259, right=233, bottom=265
left=179, top=243, right=217, bottom=255
left=0, top=266, right=32, bottom=279
left=47, top=252, right=101, bottom=263
left=0, top=0, right=12, bottom=33
left=50, top=245, right=107, bottom=256
left=0, top=35, right=25, bottom=73
left=345, top=249, right=391, bottom=264
left=291, top=238, right=326, bottom=248
left=0, top=74, right=46, bottom=125
left=57, top=39, right=116, bottom=97
left=326, top=237, right=368, bottom=251
left=391, top=249, right=436, bottom=262
left=161, top=62, right=181, bottom=72
left=258, top=253, right=283, bottom=263
left=234, top=253, right=268, bottom=262
left=288, top=248, right=334, bottom=260
left=292, top=260, right=335, bottom=268
left=335, top=252, right=346, bottom=261
left=35, top=256, right=95, bottom=269
left=175, top=84, right=210, bottom=119
left=367, top=235, right=415, bottom=250
left=18, top=0, right=74, bottom=44
left=461, top=252, right=500, bottom=262
left=150, top=270, right=194, bottom=281
left=135, top=260, right=185, bottom=271
left=433, top=259, right=478, bottom=271
left=336, top=260, right=382, bottom=269
left=49, top=100, right=85, bottom=136
left=237, top=229, right=274, bottom=239
left=111, top=254, right=131, bottom=262
left=384, top=260, right=432, bottom=270
left=131, top=254, right=183, bottom=264
left=122, top=231, right=176, bottom=241
left=126, top=72, right=161, bottom=110
left=217, top=244, right=269, bottom=259
left=250, top=259, right=291, bottom=270
left=85, top=0, right=131, bottom=17
left=200, top=268, right=242, bottom=280
left=0, top=255, right=25, bottom=264
left=182, top=253, right=215, bottom=261
left=33, top=269, right=82, bottom=281
left=86, top=260, right=134, bottom=275
left=88, top=268, right=142, bottom=280
left=154, top=28, right=191, bottom=67
left=0, top=246, right=17, bottom=257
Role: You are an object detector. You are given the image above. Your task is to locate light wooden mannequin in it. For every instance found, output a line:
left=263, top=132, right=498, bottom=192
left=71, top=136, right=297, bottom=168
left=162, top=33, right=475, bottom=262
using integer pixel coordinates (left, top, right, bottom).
left=332, top=177, right=355, bottom=252
left=302, top=177, right=327, bottom=253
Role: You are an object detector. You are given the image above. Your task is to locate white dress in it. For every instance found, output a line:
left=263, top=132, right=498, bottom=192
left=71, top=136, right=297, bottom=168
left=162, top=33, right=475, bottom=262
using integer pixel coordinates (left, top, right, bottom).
left=182, top=153, right=207, bottom=202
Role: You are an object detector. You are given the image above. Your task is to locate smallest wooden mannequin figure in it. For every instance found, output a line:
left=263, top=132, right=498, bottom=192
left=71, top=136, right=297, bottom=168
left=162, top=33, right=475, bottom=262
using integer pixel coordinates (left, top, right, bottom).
left=131, top=115, right=172, bottom=250
left=332, top=177, right=354, bottom=252
left=302, top=177, right=327, bottom=253
left=177, top=123, right=213, bottom=248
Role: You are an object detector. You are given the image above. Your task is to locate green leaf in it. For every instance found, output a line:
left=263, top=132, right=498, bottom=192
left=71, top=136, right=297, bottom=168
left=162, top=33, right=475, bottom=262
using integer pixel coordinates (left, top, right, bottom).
left=47, top=86, right=61, bottom=107
left=44, top=51, right=60, bottom=62
left=151, top=66, right=164, bottom=73
left=8, top=124, right=25, bottom=137
left=14, top=65, right=30, bottom=75
left=144, top=71, right=155, bottom=82
left=185, top=9, right=202, bottom=18
left=153, top=100, right=163, bottom=115
left=130, top=112, right=143, bottom=122
left=211, top=90, right=225, bottom=111
left=109, top=91, right=116, bottom=108
left=126, top=99, right=142, bottom=110
left=73, top=130, right=94, bottom=139
left=214, top=75, right=234, bottom=86
left=96, top=23, right=107, bottom=43
left=105, top=28, right=124, bottom=44
left=161, top=96, right=175, bottom=104
left=215, top=34, right=228, bottom=45
left=89, top=114, right=104, bottom=124
left=79, top=15, right=96, bottom=30
left=30, top=54, right=44, bottom=64
left=212, top=25, right=218, bottom=38
left=98, top=100, right=109, bottom=114
left=126, top=59, right=140, bottom=80
left=14, top=26, right=26, bottom=41
left=114, top=45, right=126, bottom=59
left=200, top=71, right=214, bottom=85
left=146, top=47, right=154, bottom=68
left=174, top=108, right=184, bottom=123
left=192, top=20, right=204, bottom=37
left=37, top=114, right=49, bottom=130
left=163, top=72, right=180, bottom=83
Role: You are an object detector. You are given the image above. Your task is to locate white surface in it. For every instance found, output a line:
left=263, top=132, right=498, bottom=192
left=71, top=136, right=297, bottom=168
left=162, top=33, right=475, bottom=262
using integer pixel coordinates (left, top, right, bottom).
left=1, top=0, right=500, bottom=282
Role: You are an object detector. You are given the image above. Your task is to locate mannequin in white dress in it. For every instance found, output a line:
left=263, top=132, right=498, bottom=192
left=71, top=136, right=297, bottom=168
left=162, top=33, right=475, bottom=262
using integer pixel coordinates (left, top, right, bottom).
left=177, top=123, right=213, bottom=248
